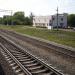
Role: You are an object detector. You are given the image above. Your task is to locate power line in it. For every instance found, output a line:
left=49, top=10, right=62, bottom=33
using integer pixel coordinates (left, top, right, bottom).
left=0, top=9, right=13, bottom=25
left=0, top=9, right=12, bottom=12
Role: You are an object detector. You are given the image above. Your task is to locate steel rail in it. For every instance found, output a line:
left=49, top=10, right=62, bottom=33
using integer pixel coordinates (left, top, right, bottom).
left=0, top=34, right=63, bottom=75
left=0, top=30, right=75, bottom=58
left=0, top=43, right=32, bottom=75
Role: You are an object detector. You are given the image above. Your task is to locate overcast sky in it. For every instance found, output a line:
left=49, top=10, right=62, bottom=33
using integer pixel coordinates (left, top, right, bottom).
left=0, top=0, right=75, bottom=17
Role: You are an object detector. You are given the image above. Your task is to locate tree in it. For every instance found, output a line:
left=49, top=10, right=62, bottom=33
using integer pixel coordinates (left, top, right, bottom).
left=3, top=15, right=8, bottom=25
left=2, top=15, right=12, bottom=25
left=13, top=11, right=25, bottom=25
left=0, top=17, right=2, bottom=24
left=24, top=17, right=31, bottom=25
left=29, top=12, right=34, bottom=25
left=0, top=11, right=34, bottom=26
left=68, top=14, right=75, bottom=27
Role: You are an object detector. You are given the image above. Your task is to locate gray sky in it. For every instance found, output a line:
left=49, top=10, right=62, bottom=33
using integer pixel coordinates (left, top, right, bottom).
left=0, top=0, right=75, bottom=17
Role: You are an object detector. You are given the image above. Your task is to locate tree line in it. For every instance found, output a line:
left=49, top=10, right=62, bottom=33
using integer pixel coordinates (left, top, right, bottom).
left=0, top=11, right=34, bottom=25
left=68, top=14, right=75, bottom=27
left=0, top=11, right=75, bottom=27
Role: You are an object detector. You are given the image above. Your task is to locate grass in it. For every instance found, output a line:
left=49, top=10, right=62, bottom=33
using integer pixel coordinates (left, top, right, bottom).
left=0, top=25, right=75, bottom=48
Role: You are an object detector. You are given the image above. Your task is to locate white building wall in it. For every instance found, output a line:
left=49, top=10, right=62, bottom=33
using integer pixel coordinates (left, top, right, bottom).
left=52, top=13, right=67, bottom=28
left=33, top=16, right=52, bottom=27
left=63, top=13, right=67, bottom=28
left=33, top=13, right=67, bottom=29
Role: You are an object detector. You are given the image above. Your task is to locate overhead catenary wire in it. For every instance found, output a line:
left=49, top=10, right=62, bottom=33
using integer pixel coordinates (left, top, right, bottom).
left=0, top=9, right=13, bottom=25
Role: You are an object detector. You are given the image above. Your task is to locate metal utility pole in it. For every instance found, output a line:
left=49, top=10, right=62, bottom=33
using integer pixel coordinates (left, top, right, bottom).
left=56, top=7, right=58, bottom=31
left=11, top=10, right=13, bottom=25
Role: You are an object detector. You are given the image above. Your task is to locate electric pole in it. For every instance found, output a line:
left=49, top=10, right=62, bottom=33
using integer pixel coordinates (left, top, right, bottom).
left=11, top=10, right=13, bottom=25
left=56, top=7, right=58, bottom=31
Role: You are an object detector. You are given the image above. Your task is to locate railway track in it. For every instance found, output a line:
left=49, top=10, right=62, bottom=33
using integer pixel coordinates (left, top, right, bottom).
left=0, top=29, right=75, bottom=58
left=0, top=36, right=63, bottom=75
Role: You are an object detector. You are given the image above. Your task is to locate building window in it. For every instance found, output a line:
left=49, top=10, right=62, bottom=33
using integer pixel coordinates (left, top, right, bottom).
left=52, top=18, right=55, bottom=20
left=49, top=23, right=52, bottom=26
left=49, top=20, right=51, bottom=22
left=61, top=18, right=63, bottom=21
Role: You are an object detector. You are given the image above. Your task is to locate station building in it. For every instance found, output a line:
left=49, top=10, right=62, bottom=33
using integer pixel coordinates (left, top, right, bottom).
left=33, top=13, right=67, bottom=29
